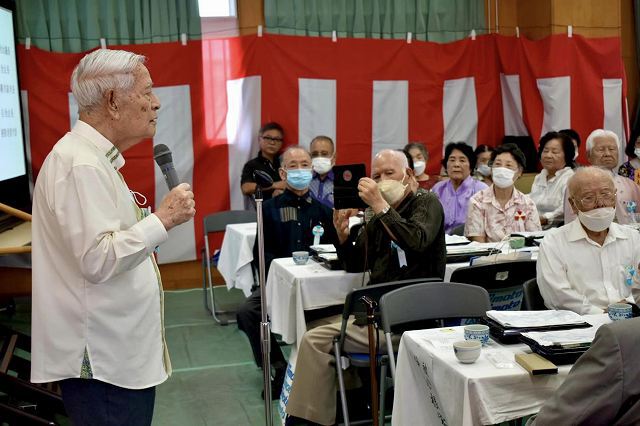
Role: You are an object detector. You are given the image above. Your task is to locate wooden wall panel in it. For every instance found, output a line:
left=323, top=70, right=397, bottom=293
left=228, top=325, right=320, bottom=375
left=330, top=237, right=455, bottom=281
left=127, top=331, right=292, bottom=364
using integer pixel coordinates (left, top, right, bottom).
left=238, top=0, right=264, bottom=36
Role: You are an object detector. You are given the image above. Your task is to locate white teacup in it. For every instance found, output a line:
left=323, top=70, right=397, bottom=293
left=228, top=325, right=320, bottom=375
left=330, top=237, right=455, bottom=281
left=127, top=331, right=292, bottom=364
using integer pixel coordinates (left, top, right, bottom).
left=453, top=340, right=481, bottom=363
left=608, top=303, right=632, bottom=321
left=292, top=251, right=310, bottom=265
left=464, top=324, right=490, bottom=346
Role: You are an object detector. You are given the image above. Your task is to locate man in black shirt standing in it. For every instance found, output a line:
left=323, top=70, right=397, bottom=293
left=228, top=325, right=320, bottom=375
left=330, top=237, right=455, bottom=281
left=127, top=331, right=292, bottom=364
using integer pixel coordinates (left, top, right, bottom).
left=240, top=122, right=288, bottom=203
left=236, top=146, right=339, bottom=399
left=286, top=149, right=446, bottom=425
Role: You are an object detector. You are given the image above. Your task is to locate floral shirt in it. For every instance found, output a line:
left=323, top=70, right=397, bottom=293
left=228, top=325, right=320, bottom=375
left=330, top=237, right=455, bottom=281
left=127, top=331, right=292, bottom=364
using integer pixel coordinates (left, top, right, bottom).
left=618, top=160, right=640, bottom=186
left=465, top=185, right=542, bottom=242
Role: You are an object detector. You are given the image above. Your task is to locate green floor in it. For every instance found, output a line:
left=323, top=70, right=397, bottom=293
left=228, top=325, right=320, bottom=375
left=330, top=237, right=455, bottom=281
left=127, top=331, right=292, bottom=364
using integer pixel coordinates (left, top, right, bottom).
left=2, top=288, right=285, bottom=426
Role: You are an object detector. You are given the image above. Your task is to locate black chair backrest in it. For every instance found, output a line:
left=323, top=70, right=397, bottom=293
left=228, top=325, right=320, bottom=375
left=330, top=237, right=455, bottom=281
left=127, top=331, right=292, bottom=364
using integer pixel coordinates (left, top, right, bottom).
left=337, top=278, right=441, bottom=346
left=203, top=210, right=257, bottom=234
left=380, top=282, right=491, bottom=333
left=522, top=278, right=546, bottom=310
left=450, top=260, right=537, bottom=311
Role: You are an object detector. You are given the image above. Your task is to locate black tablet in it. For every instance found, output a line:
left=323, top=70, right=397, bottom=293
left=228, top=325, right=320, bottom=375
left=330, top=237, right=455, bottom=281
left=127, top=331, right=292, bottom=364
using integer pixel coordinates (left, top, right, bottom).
left=332, top=164, right=368, bottom=209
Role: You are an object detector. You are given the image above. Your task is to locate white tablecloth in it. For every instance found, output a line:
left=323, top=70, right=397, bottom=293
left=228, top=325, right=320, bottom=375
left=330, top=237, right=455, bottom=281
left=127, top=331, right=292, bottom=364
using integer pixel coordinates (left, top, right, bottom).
left=392, top=314, right=610, bottom=426
left=217, top=222, right=256, bottom=297
left=266, top=258, right=366, bottom=347
left=444, top=242, right=540, bottom=281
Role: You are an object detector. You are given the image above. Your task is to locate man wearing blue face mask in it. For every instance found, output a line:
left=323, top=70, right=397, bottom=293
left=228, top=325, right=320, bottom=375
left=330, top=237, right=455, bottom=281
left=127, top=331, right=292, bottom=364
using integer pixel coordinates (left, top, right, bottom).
left=236, top=146, right=339, bottom=399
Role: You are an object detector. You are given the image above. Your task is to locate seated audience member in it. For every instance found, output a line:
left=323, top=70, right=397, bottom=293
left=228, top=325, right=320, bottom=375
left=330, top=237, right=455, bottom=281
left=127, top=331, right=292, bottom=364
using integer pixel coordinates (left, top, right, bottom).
left=285, top=149, right=446, bottom=425
left=465, top=143, right=541, bottom=242
left=538, top=167, right=640, bottom=314
left=529, top=132, right=575, bottom=228
left=559, top=128, right=582, bottom=166
left=432, top=142, right=487, bottom=234
left=308, top=135, right=335, bottom=208
left=530, top=317, right=640, bottom=425
left=240, top=122, right=287, bottom=202
left=236, top=146, right=339, bottom=399
left=618, top=131, right=640, bottom=185
left=473, top=144, right=494, bottom=184
left=563, top=129, right=640, bottom=224
left=404, top=142, right=438, bottom=190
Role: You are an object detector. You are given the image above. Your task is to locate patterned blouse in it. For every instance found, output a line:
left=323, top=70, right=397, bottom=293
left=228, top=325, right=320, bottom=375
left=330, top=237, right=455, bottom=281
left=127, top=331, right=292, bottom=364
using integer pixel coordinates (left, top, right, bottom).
left=618, top=160, right=640, bottom=186
left=465, top=185, right=542, bottom=242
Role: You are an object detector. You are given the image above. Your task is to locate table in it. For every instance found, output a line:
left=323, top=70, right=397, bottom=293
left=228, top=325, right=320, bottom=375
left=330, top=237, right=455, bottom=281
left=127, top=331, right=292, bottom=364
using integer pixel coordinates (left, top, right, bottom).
left=266, top=258, right=366, bottom=347
left=392, top=314, right=610, bottom=426
left=217, top=222, right=256, bottom=297
left=444, top=242, right=540, bottom=281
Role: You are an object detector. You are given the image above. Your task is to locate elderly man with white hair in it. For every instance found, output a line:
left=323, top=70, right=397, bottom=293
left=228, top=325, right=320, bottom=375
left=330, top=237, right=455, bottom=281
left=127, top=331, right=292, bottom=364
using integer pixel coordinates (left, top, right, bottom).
left=563, top=129, right=640, bottom=224
left=538, top=167, right=640, bottom=314
left=285, top=149, right=446, bottom=425
left=31, top=50, right=195, bottom=425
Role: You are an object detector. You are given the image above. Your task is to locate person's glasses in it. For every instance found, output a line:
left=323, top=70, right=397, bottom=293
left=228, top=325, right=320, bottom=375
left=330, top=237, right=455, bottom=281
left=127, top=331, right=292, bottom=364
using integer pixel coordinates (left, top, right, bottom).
left=577, top=191, right=617, bottom=208
left=261, top=136, right=283, bottom=143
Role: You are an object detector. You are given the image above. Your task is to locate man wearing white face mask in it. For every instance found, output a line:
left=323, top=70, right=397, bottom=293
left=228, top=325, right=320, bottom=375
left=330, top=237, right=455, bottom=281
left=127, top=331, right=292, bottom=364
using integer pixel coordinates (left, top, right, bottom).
left=236, top=146, right=339, bottom=399
left=537, top=167, right=640, bottom=314
left=308, top=135, right=335, bottom=208
left=285, top=150, right=446, bottom=425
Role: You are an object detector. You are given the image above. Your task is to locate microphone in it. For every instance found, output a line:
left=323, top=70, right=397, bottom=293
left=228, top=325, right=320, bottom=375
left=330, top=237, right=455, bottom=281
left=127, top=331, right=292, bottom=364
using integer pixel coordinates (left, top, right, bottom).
left=253, top=170, right=274, bottom=188
left=153, top=144, right=179, bottom=190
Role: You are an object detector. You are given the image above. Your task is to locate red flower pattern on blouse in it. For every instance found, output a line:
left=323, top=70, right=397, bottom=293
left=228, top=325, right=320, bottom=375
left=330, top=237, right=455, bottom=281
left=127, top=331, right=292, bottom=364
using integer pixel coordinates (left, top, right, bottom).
left=514, top=210, right=526, bottom=221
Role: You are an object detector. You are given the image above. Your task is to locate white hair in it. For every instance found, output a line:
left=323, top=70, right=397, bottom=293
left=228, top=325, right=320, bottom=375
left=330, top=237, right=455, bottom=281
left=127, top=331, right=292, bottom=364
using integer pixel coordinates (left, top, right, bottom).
left=567, top=166, right=615, bottom=198
left=71, top=49, right=146, bottom=113
left=585, top=129, right=619, bottom=154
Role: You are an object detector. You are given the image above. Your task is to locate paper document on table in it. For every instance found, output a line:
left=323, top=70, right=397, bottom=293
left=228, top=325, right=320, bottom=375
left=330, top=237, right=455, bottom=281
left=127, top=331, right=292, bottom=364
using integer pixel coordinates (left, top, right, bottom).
left=318, top=253, right=338, bottom=261
left=310, top=244, right=336, bottom=253
left=486, top=310, right=586, bottom=328
left=417, top=328, right=461, bottom=349
left=521, top=327, right=601, bottom=348
left=445, top=234, right=470, bottom=245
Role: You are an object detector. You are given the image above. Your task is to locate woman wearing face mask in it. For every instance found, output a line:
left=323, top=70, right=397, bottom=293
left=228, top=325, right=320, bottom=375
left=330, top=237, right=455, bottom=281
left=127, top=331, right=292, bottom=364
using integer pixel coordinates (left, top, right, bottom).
left=618, top=132, right=640, bottom=185
left=465, top=143, right=541, bottom=242
left=529, top=132, right=575, bottom=229
left=432, top=142, right=487, bottom=234
left=404, top=142, right=437, bottom=190
left=473, top=144, right=494, bottom=185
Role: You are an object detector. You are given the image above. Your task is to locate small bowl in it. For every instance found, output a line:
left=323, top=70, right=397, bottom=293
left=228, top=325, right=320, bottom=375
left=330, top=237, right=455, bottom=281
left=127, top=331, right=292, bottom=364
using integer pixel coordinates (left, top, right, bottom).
left=292, top=251, right=310, bottom=265
left=464, top=324, right=490, bottom=346
left=453, top=340, right=481, bottom=363
left=608, top=303, right=632, bottom=321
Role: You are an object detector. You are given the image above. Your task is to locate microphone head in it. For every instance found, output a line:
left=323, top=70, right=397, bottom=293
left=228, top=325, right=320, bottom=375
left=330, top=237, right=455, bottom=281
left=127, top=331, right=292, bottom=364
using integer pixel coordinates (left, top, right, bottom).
left=153, top=144, right=173, bottom=166
left=254, top=170, right=274, bottom=188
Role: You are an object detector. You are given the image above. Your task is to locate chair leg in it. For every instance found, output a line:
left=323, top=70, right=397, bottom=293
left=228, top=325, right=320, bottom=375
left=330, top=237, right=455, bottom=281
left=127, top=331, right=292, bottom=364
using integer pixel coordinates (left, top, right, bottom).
left=204, top=238, right=236, bottom=325
left=379, top=357, right=388, bottom=426
left=333, top=338, right=350, bottom=426
left=201, top=250, right=210, bottom=312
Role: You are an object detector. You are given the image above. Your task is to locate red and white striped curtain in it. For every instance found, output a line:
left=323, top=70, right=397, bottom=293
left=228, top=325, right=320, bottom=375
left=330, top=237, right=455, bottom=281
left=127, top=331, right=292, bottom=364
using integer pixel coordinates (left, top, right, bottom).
left=18, top=33, right=628, bottom=263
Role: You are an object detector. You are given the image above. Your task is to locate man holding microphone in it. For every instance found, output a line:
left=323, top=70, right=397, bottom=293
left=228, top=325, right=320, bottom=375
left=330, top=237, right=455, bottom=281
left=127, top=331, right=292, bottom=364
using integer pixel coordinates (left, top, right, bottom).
left=31, top=49, right=195, bottom=425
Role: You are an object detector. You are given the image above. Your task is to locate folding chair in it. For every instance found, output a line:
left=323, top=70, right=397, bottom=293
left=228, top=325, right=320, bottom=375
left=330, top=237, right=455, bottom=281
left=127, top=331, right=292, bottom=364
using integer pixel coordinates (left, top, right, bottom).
left=0, top=326, right=67, bottom=424
left=522, top=278, right=547, bottom=310
left=449, top=260, right=537, bottom=311
left=379, top=282, right=491, bottom=418
left=333, top=278, right=441, bottom=426
left=202, top=210, right=256, bottom=324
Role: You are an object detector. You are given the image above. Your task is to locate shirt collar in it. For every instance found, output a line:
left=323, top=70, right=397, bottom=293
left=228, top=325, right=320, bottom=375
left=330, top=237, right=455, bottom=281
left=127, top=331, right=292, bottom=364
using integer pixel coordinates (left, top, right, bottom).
left=541, top=166, right=572, bottom=182
left=313, top=170, right=334, bottom=181
left=72, top=120, right=125, bottom=170
left=566, top=217, right=629, bottom=244
left=281, top=189, right=313, bottom=206
left=258, top=151, right=280, bottom=168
